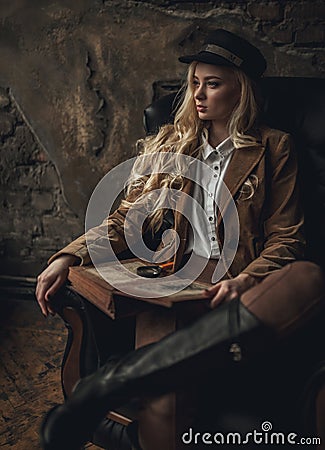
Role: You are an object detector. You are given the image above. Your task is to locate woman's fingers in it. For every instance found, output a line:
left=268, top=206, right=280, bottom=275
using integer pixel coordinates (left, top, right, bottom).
left=36, top=275, right=51, bottom=317
left=207, top=274, right=257, bottom=309
left=210, top=290, right=238, bottom=308
left=204, top=283, right=221, bottom=297
left=44, top=273, right=65, bottom=301
left=45, top=272, right=68, bottom=315
left=35, top=257, right=72, bottom=317
left=208, top=281, right=240, bottom=309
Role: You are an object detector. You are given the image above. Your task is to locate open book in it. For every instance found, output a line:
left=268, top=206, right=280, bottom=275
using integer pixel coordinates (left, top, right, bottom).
left=68, top=259, right=211, bottom=319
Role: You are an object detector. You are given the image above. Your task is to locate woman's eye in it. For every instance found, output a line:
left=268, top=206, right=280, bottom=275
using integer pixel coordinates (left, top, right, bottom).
left=192, top=80, right=200, bottom=88
left=207, top=81, right=220, bottom=88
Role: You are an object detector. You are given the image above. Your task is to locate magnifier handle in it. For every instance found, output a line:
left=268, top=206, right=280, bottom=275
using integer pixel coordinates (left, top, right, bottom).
left=159, top=261, right=173, bottom=271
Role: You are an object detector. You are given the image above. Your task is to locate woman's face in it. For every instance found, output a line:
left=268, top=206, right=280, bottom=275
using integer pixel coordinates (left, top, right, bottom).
left=192, top=62, right=241, bottom=124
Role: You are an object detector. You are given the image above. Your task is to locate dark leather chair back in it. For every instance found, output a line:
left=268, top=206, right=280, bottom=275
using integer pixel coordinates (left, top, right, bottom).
left=144, top=77, right=325, bottom=267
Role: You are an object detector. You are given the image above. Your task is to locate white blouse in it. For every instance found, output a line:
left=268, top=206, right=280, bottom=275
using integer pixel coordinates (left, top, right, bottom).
left=185, top=136, right=235, bottom=259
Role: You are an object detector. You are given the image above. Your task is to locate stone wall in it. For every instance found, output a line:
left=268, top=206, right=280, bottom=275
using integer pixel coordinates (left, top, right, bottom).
left=0, top=88, right=83, bottom=275
left=0, top=0, right=324, bottom=276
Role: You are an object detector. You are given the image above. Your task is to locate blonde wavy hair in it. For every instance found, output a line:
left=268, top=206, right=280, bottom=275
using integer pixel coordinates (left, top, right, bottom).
left=122, top=62, right=261, bottom=231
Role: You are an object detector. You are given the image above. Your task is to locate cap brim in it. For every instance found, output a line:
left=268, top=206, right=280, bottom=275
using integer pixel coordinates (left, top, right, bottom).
left=178, top=51, right=235, bottom=68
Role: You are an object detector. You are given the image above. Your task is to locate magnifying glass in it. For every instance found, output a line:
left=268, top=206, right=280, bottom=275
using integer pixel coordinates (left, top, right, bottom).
left=137, top=261, right=173, bottom=278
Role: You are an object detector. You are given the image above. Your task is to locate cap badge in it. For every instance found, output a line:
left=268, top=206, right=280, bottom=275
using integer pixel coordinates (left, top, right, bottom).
left=204, top=44, right=243, bottom=67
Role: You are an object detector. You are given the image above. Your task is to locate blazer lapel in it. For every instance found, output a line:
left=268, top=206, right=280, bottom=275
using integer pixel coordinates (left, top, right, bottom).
left=173, top=177, right=194, bottom=270
left=218, top=142, right=265, bottom=225
left=223, top=143, right=266, bottom=198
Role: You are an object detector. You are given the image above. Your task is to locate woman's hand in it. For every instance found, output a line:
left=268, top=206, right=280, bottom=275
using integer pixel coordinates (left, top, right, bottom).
left=205, top=273, right=258, bottom=309
left=35, top=255, right=79, bottom=317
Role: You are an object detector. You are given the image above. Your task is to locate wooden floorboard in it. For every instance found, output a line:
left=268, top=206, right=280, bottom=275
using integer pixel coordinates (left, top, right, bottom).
left=0, top=297, right=101, bottom=449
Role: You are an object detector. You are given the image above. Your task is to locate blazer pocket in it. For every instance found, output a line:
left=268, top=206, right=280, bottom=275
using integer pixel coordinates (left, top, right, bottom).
left=237, top=174, right=259, bottom=201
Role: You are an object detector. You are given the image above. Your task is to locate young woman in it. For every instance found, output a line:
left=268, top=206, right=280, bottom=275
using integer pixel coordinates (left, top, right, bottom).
left=36, top=29, right=324, bottom=450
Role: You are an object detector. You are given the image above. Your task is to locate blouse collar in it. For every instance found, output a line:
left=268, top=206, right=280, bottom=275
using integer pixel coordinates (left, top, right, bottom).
left=202, top=135, right=235, bottom=161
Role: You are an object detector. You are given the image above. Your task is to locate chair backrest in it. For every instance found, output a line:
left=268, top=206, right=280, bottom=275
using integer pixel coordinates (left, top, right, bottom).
left=143, top=77, right=325, bottom=267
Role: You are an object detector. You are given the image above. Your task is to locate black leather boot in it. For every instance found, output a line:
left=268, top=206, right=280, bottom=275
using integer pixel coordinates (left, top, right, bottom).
left=41, top=299, right=272, bottom=450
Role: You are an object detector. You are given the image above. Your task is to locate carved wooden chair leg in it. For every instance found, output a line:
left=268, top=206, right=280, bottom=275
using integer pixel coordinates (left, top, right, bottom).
left=51, top=286, right=100, bottom=398
left=50, top=286, right=138, bottom=449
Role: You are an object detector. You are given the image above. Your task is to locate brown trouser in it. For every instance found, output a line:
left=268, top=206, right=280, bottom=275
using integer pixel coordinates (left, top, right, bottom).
left=138, top=261, right=325, bottom=450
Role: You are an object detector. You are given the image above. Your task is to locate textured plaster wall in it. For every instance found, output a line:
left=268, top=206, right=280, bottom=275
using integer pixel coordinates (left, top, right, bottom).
left=0, top=0, right=324, bottom=276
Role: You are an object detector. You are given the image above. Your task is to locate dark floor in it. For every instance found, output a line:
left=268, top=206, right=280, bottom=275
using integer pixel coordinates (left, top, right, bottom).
left=0, top=296, right=100, bottom=449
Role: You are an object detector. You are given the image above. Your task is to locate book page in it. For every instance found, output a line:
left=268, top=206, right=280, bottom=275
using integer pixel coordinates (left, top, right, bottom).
left=116, top=277, right=208, bottom=301
left=88, top=259, right=149, bottom=282
left=85, top=259, right=210, bottom=303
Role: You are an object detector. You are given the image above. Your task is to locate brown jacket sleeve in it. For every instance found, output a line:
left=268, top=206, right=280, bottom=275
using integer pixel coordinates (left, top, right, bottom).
left=48, top=187, right=144, bottom=266
left=241, top=133, right=305, bottom=278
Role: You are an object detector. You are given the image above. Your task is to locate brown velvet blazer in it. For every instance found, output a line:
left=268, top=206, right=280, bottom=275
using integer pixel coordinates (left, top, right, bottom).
left=49, top=125, right=305, bottom=280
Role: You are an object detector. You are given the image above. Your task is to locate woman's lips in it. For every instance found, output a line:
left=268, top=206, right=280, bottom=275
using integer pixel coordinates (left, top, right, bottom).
left=196, top=105, right=207, bottom=112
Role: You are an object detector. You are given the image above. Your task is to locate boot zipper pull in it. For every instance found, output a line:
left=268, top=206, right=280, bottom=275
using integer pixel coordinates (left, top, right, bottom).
left=229, top=342, right=242, bottom=362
